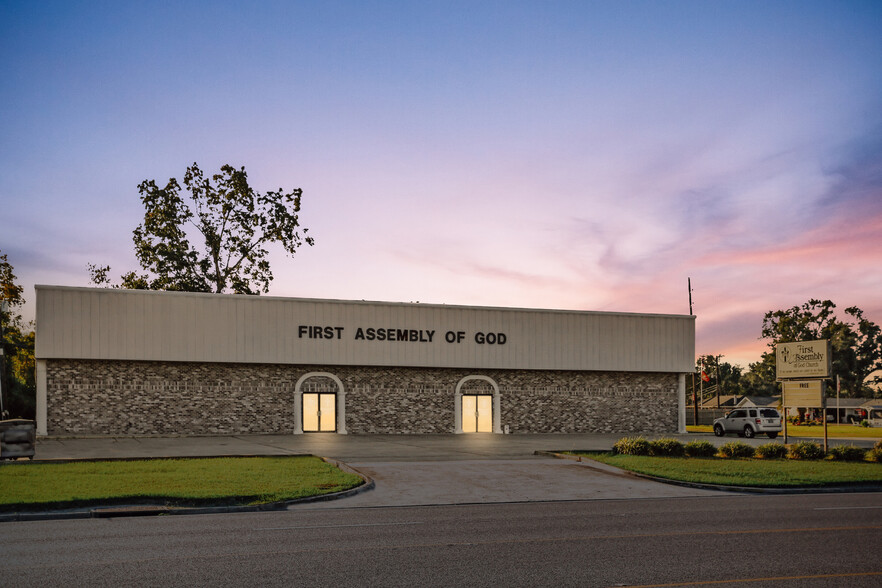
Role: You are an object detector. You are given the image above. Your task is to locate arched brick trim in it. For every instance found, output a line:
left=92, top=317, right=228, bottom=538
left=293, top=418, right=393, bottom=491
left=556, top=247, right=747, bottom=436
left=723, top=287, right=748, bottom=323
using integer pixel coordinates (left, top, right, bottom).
left=454, top=375, right=501, bottom=434
left=294, top=372, right=347, bottom=434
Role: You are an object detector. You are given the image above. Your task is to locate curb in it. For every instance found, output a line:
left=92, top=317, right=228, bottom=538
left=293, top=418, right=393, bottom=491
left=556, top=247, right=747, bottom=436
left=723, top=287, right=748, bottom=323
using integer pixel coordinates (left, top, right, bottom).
left=1, top=453, right=310, bottom=465
left=0, top=455, right=375, bottom=523
left=539, top=451, right=882, bottom=495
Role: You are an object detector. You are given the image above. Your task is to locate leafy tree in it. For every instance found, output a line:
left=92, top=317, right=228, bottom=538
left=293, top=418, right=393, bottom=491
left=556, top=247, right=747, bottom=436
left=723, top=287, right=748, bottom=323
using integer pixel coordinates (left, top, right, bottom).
left=1, top=251, right=35, bottom=419
left=1, top=252, right=24, bottom=322
left=715, top=357, right=745, bottom=397
left=755, top=299, right=882, bottom=398
left=760, top=299, right=840, bottom=343
left=742, top=353, right=779, bottom=397
left=90, top=162, right=314, bottom=294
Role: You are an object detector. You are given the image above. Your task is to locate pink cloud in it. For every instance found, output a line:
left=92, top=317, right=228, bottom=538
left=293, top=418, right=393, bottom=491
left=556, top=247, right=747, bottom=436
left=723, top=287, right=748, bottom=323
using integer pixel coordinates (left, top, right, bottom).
left=697, top=212, right=882, bottom=268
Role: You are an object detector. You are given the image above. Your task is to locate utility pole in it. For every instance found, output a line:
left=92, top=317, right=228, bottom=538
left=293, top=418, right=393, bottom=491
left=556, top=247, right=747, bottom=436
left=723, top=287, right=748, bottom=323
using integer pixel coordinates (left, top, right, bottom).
left=700, top=357, right=709, bottom=409
left=688, top=277, right=693, bottom=315
left=692, top=368, right=698, bottom=426
left=0, top=300, right=6, bottom=418
left=688, top=278, right=698, bottom=426
left=836, top=375, right=841, bottom=424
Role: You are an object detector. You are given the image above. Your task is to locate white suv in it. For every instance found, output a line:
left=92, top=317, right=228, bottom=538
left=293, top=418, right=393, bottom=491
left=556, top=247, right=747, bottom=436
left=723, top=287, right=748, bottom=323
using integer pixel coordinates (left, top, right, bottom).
left=713, top=408, right=782, bottom=439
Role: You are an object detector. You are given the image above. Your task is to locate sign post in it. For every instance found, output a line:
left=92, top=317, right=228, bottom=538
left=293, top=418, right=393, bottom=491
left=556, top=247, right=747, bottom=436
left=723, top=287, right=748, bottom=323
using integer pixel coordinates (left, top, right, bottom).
left=776, top=340, right=831, bottom=452
left=836, top=375, right=841, bottom=424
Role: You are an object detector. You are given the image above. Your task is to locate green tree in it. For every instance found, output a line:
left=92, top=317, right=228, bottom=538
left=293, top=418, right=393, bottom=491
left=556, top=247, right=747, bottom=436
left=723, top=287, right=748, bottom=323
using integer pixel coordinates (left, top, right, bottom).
left=757, top=299, right=882, bottom=398
left=742, top=353, right=778, bottom=397
left=687, top=355, right=746, bottom=406
left=90, top=163, right=314, bottom=294
left=1, top=250, right=35, bottom=419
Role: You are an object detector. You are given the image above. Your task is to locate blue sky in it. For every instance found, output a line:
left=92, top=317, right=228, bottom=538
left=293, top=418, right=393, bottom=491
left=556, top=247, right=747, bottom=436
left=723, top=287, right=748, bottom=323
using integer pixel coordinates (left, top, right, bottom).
left=2, top=1, right=881, bottom=369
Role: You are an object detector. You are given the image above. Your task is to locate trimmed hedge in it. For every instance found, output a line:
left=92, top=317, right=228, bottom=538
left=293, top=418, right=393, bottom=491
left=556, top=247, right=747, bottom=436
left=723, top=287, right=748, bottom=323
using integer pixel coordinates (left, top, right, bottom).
left=612, top=437, right=651, bottom=456
left=649, top=438, right=685, bottom=457
left=827, top=445, right=867, bottom=462
left=788, top=441, right=825, bottom=460
left=755, top=443, right=788, bottom=459
left=719, top=442, right=755, bottom=459
left=684, top=440, right=717, bottom=458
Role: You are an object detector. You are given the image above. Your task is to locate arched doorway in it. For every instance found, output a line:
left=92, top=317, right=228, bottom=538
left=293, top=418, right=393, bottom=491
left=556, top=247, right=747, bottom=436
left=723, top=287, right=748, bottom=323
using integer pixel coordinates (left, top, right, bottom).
left=454, top=375, right=501, bottom=434
left=294, top=372, right=347, bottom=434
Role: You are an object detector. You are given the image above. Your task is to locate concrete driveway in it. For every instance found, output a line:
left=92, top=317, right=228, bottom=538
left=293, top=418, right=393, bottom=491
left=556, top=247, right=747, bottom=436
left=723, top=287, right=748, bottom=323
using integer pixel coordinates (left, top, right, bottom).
left=290, top=457, right=726, bottom=509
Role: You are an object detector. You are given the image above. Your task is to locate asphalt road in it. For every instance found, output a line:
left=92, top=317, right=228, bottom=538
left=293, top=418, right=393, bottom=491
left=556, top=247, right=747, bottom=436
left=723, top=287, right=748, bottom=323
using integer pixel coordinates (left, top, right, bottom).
left=3, top=492, right=881, bottom=587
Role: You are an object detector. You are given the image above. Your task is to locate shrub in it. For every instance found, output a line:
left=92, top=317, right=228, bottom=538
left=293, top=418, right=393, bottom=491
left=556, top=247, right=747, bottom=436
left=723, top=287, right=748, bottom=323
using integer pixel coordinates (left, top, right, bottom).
left=684, top=440, right=717, bottom=458
left=861, top=420, right=870, bottom=428
left=755, top=443, right=788, bottom=459
left=865, top=440, right=882, bottom=463
left=613, top=436, right=651, bottom=456
left=788, top=441, right=825, bottom=460
left=648, top=438, right=685, bottom=457
left=719, top=442, right=755, bottom=459
left=827, top=445, right=867, bottom=462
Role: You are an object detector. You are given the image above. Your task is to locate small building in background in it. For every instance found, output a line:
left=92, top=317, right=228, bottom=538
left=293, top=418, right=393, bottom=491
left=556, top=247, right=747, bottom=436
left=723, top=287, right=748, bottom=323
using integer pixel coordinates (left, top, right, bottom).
left=736, top=396, right=780, bottom=410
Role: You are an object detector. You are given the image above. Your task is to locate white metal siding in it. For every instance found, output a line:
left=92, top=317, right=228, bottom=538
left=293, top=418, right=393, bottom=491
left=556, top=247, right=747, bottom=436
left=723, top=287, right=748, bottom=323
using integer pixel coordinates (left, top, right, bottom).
left=36, top=286, right=695, bottom=372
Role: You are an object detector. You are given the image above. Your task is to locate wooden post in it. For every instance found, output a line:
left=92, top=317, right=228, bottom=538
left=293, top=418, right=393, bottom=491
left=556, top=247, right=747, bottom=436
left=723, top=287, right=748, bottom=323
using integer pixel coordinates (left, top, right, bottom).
left=782, top=380, right=788, bottom=444
left=836, top=375, right=841, bottom=425
left=783, top=406, right=788, bottom=444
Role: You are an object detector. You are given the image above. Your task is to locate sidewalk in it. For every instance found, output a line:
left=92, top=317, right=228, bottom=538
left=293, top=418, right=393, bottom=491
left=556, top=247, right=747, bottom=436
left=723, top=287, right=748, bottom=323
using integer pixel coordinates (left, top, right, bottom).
left=33, top=431, right=877, bottom=463
left=34, top=432, right=642, bottom=462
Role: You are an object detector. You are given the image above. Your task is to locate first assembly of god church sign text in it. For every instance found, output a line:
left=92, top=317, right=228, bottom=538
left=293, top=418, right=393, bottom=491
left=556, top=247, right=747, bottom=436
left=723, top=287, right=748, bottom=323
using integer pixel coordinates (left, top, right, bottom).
left=298, top=325, right=507, bottom=345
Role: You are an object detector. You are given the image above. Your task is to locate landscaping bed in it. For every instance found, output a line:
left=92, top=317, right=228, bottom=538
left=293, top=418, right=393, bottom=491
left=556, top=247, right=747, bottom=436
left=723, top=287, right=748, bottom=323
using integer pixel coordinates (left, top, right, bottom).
left=568, top=436, right=882, bottom=489
left=0, top=455, right=363, bottom=512
left=578, top=452, right=882, bottom=488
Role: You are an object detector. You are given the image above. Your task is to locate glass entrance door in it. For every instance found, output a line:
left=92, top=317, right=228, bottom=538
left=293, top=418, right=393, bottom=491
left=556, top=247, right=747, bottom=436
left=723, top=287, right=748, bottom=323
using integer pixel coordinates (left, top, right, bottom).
left=462, top=394, right=492, bottom=433
left=303, top=393, right=336, bottom=432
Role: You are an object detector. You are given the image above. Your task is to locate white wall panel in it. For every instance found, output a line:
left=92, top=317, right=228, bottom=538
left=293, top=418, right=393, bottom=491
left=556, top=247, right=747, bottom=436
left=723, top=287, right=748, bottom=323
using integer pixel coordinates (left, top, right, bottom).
left=36, top=286, right=695, bottom=373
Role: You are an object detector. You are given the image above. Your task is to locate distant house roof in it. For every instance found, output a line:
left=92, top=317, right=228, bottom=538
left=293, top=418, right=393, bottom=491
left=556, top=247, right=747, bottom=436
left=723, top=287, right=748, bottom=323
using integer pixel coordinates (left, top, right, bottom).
left=737, top=396, right=780, bottom=408
left=826, top=398, right=870, bottom=408
left=699, top=395, right=741, bottom=409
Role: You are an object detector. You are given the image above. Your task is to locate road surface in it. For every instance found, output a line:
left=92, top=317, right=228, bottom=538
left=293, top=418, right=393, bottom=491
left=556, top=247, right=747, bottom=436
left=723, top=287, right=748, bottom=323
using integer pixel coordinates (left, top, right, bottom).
left=3, top=492, right=880, bottom=587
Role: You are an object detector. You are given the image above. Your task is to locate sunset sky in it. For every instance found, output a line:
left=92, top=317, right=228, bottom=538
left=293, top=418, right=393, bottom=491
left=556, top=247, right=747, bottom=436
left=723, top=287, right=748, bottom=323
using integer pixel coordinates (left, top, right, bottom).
left=2, top=1, right=881, bottom=369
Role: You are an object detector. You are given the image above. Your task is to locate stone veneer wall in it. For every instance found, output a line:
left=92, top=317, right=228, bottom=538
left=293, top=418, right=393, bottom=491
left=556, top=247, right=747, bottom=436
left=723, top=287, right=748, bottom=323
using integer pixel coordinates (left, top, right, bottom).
left=45, top=359, right=679, bottom=435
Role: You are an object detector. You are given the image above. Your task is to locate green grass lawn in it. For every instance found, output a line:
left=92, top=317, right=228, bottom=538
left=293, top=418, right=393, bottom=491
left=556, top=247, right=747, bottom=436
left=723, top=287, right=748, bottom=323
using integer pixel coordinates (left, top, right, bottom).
left=579, top=453, right=882, bottom=488
left=0, top=456, right=363, bottom=511
left=687, top=424, right=882, bottom=438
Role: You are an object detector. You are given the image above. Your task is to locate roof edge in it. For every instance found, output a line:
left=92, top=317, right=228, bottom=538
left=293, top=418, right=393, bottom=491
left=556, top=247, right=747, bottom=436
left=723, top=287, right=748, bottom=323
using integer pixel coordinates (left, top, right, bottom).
left=35, top=284, right=696, bottom=320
